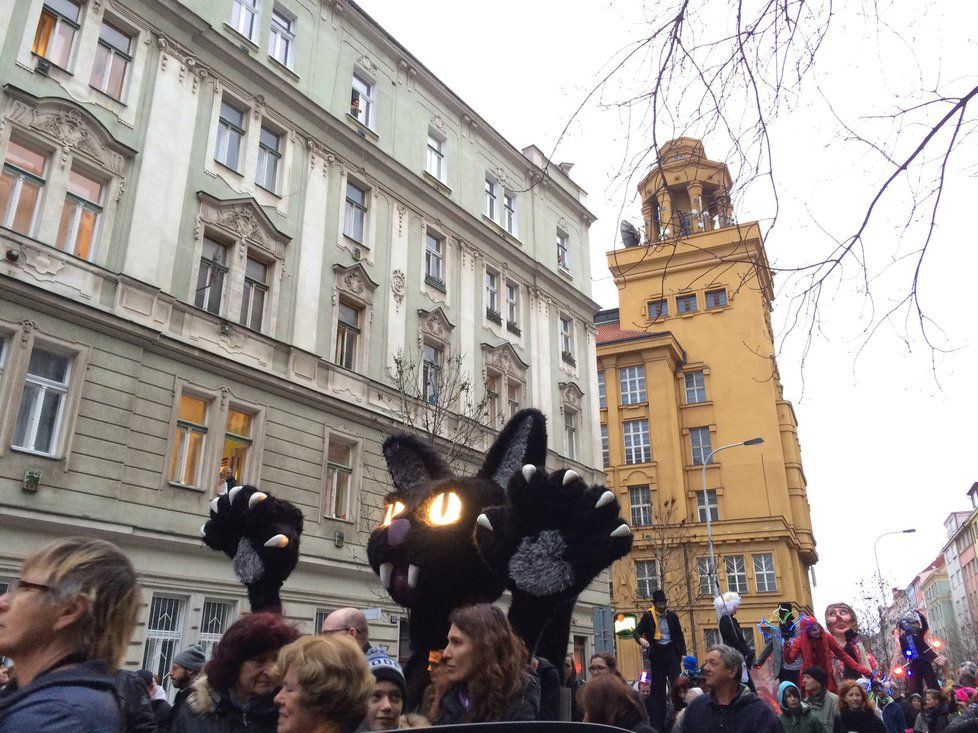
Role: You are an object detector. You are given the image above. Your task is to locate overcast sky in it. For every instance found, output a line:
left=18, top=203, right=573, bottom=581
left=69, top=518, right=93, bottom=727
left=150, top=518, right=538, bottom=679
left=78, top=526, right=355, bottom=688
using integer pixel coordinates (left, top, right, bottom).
left=356, top=1, right=978, bottom=622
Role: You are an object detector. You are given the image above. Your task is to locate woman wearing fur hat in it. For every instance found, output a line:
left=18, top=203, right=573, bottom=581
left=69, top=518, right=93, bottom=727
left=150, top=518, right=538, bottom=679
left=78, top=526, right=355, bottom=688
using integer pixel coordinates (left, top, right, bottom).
left=170, top=613, right=300, bottom=732
left=784, top=617, right=870, bottom=694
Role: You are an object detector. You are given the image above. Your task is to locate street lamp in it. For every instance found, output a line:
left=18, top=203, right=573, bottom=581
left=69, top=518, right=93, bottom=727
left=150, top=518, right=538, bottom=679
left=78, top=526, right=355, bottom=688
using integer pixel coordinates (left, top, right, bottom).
left=874, top=528, right=917, bottom=667
left=701, top=437, right=764, bottom=597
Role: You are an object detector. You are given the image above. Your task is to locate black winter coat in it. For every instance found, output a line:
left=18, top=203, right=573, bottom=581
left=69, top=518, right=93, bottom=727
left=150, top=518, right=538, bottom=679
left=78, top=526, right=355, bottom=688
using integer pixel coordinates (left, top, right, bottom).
left=719, top=614, right=755, bottom=666
left=833, top=709, right=888, bottom=733
left=679, top=685, right=784, bottom=733
left=435, top=671, right=540, bottom=725
left=169, top=675, right=277, bottom=733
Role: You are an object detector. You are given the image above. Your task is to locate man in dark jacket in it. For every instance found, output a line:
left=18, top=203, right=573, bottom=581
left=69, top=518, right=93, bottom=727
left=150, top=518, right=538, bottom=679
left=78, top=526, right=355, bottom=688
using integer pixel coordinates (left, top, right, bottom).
left=160, top=643, right=206, bottom=733
left=680, top=644, right=785, bottom=733
left=898, top=611, right=939, bottom=696
left=636, top=588, right=687, bottom=733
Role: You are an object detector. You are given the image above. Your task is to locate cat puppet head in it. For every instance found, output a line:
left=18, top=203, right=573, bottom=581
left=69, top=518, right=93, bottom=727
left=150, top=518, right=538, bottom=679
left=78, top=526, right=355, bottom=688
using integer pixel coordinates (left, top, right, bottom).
left=366, top=409, right=546, bottom=611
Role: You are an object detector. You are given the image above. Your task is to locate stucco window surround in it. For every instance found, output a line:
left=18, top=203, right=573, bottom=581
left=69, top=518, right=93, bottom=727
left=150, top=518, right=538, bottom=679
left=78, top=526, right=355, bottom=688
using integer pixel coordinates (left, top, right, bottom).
left=336, top=168, right=379, bottom=262
left=481, top=342, right=528, bottom=428
left=558, top=312, right=577, bottom=372
left=689, top=484, right=724, bottom=522
left=679, top=364, right=712, bottom=406
left=420, top=221, right=451, bottom=303
left=17, top=0, right=150, bottom=125
left=349, top=61, right=379, bottom=136
left=558, top=381, right=585, bottom=463
left=416, top=306, right=454, bottom=403
left=322, top=426, right=362, bottom=524
left=681, top=423, right=717, bottom=468
left=204, top=87, right=295, bottom=215
left=329, top=263, right=378, bottom=374
left=482, top=166, right=521, bottom=243
left=0, top=319, right=90, bottom=462
left=164, top=379, right=266, bottom=493
left=192, top=192, right=290, bottom=338
left=1, top=90, right=132, bottom=265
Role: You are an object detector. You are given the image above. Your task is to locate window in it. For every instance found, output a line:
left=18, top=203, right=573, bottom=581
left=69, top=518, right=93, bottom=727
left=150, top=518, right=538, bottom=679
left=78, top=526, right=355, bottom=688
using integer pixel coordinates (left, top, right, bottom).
left=194, top=237, right=228, bottom=314
left=704, top=628, right=722, bottom=649
left=426, top=131, right=445, bottom=181
left=486, top=373, right=501, bottom=424
left=564, top=410, right=577, bottom=460
left=485, top=268, right=499, bottom=318
left=601, top=425, right=610, bottom=467
left=256, top=126, right=282, bottom=193
left=1, top=140, right=47, bottom=236
left=198, top=599, right=236, bottom=657
left=697, top=489, right=719, bottom=522
left=725, top=555, right=748, bottom=594
left=484, top=176, right=497, bottom=219
left=697, top=557, right=715, bottom=595
left=629, top=485, right=652, bottom=526
left=223, top=409, right=253, bottom=480
left=597, top=371, right=607, bottom=409
left=753, top=553, right=777, bottom=593
left=505, top=281, right=520, bottom=330
left=12, top=346, right=71, bottom=456
left=239, top=256, right=268, bottom=330
left=230, top=0, right=259, bottom=40
left=559, top=316, right=574, bottom=363
left=622, top=419, right=651, bottom=465
left=169, top=394, right=208, bottom=487
left=648, top=299, right=668, bottom=319
left=334, top=302, right=361, bottom=369
left=325, top=436, right=355, bottom=520
left=706, top=289, right=728, bottom=309
left=141, top=595, right=185, bottom=693
left=676, top=294, right=697, bottom=314
left=503, top=192, right=517, bottom=235
left=507, top=381, right=521, bottom=417
left=636, top=560, right=659, bottom=599
left=424, top=231, right=444, bottom=287
left=684, top=371, right=706, bottom=404
left=89, top=21, right=133, bottom=101
left=56, top=167, right=102, bottom=260
left=422, top=343, right=442, bottom=404
left=215, top=100, right=246, bottom=171
left=619, top=365, right=647, bottom=405
left=314, top=608, right=332, bottom=634
left=690, top=427, right=712, bottom=466
left=342, top=182, right=367, bottom=244
left=32, top=0, right=82, bottom=68
left=268, top=6, right=295, bottom=67
left=557, top=230, right=570, bottom=270
left=350, top=72, right=374, bottom=127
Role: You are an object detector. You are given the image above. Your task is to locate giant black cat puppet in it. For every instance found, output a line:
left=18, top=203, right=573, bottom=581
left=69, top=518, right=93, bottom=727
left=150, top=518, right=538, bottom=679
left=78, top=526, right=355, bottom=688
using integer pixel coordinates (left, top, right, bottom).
left=202, top=409, right=632, bottom=706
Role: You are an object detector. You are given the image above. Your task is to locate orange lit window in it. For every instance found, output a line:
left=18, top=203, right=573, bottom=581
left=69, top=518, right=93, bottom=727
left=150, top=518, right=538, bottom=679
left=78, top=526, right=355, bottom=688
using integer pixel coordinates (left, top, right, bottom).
left=1, top=140, right=48, bottom=236
left=32, top=0, right=82, bottom=69
left=56, top=168, right=103, bottom=261
left=90, top=21, right=133, bottom=101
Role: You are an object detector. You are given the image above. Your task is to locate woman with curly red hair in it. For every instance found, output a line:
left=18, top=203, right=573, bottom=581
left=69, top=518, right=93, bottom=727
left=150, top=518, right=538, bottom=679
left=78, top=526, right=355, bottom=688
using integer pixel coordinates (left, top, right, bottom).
left=170, top=612, right=300, bottom=732
left=431, top=604, right=539, bottom=724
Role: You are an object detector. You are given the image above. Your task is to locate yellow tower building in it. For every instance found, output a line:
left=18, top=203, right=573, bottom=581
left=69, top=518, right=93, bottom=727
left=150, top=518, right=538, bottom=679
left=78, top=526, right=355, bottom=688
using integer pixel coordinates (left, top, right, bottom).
left=598, top=138, right=817, bottom=679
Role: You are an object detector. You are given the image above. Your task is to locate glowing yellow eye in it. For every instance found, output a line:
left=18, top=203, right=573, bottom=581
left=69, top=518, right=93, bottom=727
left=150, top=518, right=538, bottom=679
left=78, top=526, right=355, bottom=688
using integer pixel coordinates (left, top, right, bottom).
left=425, top=492, right=462, bottom=526
left=382, top=501, right=406, bottom=527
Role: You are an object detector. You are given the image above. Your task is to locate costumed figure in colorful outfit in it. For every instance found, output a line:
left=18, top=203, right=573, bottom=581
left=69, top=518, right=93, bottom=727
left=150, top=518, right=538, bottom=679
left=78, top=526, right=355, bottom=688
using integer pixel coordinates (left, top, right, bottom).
left=714, top=591, right=756, bottom=691
left=897, top=610, right=939, bottom=696
left=783, top=616, right=871, bottom=693
left=825, top=602, right=877, bottom=686
left=757, top=603, right=802, bottom=684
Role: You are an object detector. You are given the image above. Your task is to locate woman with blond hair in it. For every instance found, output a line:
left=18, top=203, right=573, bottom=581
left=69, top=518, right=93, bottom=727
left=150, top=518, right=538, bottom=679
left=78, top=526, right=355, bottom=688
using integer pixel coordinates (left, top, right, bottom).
left=431, top=604, right=539, bottom=724
left=0, top=537, right=140, bottom=732
left=834, top=679, right=887, bottom=733
left=273, top=635, right=374, bottom=733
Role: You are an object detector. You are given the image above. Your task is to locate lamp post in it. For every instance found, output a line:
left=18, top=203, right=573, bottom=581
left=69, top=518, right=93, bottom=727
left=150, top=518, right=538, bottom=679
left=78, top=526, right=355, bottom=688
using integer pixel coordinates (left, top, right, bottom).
left=701, top=437, right=764, bottom=597
left=874, top=528, right=917, bottom=669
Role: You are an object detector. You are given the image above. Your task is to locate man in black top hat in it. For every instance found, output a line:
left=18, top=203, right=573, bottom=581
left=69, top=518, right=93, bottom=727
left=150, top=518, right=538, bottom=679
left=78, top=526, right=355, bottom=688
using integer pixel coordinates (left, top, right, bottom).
left=635, top=589, right=687, bottom=733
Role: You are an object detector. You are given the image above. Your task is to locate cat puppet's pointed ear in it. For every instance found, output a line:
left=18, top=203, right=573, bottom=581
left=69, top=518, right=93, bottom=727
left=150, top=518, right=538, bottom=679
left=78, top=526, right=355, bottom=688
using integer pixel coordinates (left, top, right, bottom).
left=478, top=408, right=547, bottom=490
left=383, top=434, right=453, bottom=496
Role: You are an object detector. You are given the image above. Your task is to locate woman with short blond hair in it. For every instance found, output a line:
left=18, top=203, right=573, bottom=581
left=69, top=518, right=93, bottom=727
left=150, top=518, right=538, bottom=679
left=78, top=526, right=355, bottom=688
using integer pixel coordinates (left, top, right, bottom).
left=0, top=536, right=140, bottom=732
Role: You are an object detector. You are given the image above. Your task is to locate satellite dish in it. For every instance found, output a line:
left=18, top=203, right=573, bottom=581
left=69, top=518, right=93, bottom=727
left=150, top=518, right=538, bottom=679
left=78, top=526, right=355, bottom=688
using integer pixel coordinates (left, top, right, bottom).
left=620, top=220, right=641, bottom=248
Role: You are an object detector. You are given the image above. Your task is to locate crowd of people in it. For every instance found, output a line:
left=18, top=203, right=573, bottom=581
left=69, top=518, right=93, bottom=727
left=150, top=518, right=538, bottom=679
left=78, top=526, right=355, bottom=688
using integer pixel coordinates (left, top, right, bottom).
left=6, top=535, right=978, bottom=732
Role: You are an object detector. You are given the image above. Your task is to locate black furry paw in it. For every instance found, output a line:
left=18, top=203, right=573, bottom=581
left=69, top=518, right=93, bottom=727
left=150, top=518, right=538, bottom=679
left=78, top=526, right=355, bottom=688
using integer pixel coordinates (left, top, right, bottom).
left=474, top=465, right=632, bottom=600
left=202, top=484, right=304, bottom=612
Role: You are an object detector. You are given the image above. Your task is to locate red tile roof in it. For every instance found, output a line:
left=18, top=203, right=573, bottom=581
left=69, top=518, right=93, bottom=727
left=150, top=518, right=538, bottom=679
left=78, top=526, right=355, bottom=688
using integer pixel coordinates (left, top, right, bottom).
left=596, top=322, right=653, bottom=346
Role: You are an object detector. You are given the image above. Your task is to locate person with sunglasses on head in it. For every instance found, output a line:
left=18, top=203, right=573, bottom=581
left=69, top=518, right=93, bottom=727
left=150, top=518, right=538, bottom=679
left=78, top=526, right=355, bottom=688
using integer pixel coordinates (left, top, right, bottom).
left=0, top=537, right=140, bottom=733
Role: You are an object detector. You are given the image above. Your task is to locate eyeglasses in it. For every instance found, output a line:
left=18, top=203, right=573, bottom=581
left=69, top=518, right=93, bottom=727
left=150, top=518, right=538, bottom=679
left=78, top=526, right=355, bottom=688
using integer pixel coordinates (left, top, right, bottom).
left=7, top=579, right=54, bottom=596
left=321, top=626, right=352, bottom=635
left=588, top=665, right=609, bottom=673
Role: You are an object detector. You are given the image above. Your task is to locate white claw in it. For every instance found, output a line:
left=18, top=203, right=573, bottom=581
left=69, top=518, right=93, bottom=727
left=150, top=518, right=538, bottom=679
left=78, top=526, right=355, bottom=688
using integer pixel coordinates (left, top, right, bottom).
left=379, top=562, right=393, bottom=589
left=200, top=523, right=208, bottom=536
left=563, top=470, right=580, bottom=486
left=407, top=564, right=420, bottom=589
left=264, top=534, right=289, bottom=548
left=209, top=497, right=220, bottom=513
left=477, top=513, right=494, bottom=532
left=610, top=524, right=632, bottom=538
left=248, top=492, right=268, bottom=509
left=595, top=490, right=615, bottom=508
left=229, top=486, right=244, bottom=503
left=522, top=464, right=537, bottom=482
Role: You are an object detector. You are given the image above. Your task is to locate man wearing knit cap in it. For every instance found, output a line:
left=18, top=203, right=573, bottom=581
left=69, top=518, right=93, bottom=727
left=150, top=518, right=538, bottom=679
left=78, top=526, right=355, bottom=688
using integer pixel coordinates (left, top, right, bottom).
left=801, top=665, right=837, bottom=733
left=361, top=647, right=406, bottom=731
left=159, top=643, right=206, bottom=732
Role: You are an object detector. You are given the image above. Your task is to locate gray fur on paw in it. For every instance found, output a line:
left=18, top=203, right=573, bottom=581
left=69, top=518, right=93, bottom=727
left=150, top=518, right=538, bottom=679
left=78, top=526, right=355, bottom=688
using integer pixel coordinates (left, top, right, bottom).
left=508, top=530, right=574, bottom=596
left=232, top=537, right=265, bottom=584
